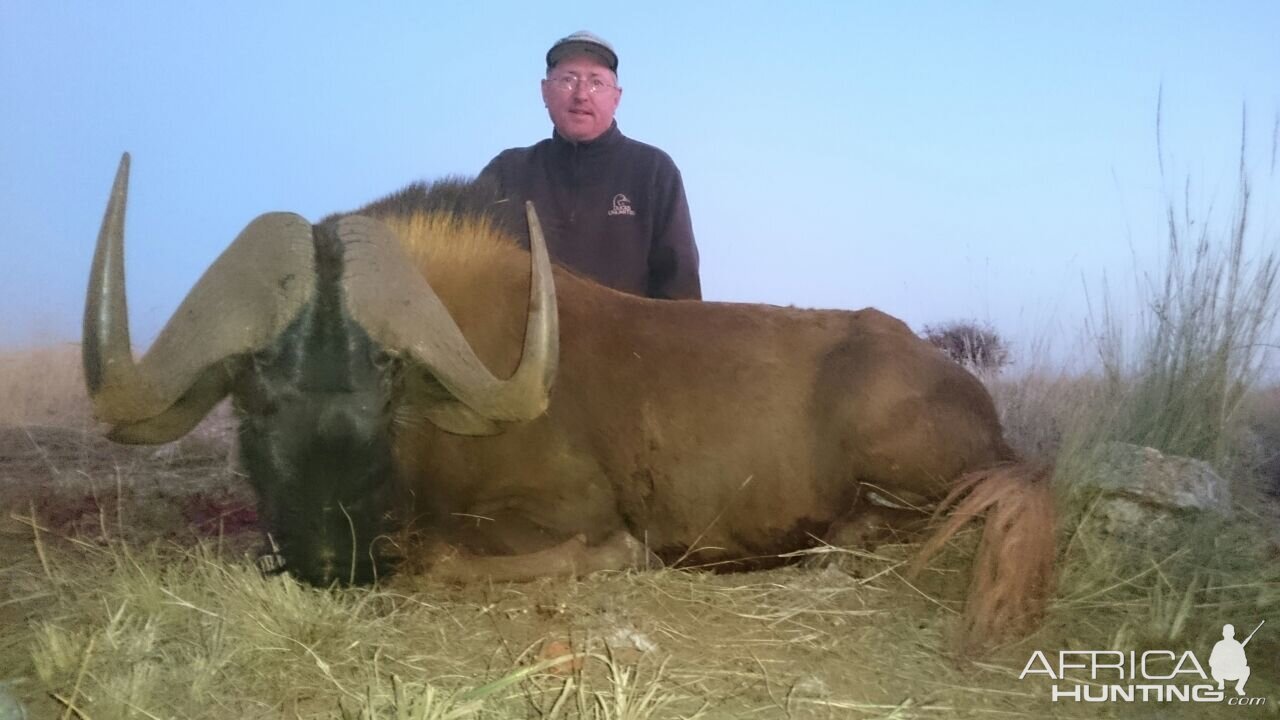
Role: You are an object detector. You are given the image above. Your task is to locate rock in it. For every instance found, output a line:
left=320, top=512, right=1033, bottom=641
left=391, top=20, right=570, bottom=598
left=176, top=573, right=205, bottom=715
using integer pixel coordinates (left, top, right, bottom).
left=606, top=627, right=658, bottom=654
left=788, top=676, right=830, bottom=704
left=1087, top=442, right=1232, bottom=514
left=1082, top=442, right=1232, bottom=540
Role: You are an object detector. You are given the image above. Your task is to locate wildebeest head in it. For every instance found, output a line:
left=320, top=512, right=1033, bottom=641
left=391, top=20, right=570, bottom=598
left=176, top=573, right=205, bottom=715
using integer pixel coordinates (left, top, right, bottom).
left=82, top=154, right=558, bottom=585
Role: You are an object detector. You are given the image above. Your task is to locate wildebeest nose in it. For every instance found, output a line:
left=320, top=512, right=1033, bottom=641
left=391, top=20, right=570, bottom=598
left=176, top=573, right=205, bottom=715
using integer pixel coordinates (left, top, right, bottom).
left=314, top=397, right=373, bottom=441
left=317, top=407, right=354, bottom=440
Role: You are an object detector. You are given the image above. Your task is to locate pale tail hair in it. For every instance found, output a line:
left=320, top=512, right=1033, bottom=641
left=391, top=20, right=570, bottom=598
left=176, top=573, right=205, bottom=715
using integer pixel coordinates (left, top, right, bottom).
left=911, top=462, right=1056, bottom=654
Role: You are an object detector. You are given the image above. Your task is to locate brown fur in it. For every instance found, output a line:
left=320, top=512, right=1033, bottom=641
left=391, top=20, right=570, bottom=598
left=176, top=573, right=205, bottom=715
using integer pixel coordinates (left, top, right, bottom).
left=364, top=200, right=1056, bottom=653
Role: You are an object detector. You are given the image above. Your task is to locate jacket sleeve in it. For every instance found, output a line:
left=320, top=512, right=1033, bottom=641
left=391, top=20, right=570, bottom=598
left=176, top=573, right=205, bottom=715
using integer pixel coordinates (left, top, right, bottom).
left=647, top=163, right=702, bottom=300
left=477, top=153, right=505, bottom=189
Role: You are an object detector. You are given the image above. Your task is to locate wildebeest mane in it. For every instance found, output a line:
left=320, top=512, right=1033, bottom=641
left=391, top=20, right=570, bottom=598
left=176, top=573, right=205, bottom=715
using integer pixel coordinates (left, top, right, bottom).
left=321, top=175, right=534, bottom=279
left=325, top=176, right=519, bottom=241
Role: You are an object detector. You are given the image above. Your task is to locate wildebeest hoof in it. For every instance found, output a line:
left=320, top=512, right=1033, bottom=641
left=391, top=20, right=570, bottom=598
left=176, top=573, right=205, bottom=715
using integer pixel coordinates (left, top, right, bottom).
left=597, top=531, right=664, bottom=571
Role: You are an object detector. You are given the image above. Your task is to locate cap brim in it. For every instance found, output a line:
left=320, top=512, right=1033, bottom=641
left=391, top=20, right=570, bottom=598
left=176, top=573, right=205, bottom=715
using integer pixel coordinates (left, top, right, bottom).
left=547, top=42, right=617, bottom=72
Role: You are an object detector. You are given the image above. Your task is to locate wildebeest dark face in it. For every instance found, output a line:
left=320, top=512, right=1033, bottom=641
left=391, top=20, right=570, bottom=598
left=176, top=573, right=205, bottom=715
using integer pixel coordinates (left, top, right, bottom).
left=83, top=153, right=559, bottom=587
left=232, top=224, right=402, bottom=584
left=234, top=351, right=401, bottom=585
left=238, top=382, right=399, bottom=583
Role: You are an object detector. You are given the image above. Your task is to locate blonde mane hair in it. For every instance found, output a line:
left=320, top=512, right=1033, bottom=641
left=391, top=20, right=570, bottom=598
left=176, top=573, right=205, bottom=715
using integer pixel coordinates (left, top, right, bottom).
left=380, top=210, right=518, bottom=281
left=344, top=177, right=528, bottom=284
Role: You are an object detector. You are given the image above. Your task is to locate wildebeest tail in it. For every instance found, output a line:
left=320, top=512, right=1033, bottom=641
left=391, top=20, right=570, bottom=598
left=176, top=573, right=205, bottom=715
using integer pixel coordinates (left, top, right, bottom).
left=911, top=461, right=1056, bottom=654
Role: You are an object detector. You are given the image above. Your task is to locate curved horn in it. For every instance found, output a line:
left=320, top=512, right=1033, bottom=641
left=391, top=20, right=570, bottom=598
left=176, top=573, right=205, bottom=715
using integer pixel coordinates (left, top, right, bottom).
left=340, top=201, right=558, bottom=421
left=83, top=153, right=318, bottom=442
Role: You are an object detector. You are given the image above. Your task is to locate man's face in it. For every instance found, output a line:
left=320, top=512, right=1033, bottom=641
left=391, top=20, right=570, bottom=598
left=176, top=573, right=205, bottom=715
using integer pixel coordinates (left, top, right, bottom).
left=541, top=55, right=621, bottom=143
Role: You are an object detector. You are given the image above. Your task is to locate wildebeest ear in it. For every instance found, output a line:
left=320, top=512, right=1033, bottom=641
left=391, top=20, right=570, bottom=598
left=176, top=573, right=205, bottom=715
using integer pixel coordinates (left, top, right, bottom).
left=398, top=369, right=504, bottom=436
left=421, top=400, right=504, bottom=436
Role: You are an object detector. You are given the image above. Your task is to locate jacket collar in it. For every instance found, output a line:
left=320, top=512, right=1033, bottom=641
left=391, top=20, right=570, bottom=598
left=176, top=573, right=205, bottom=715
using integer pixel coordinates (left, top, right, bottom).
left=551, top=121, right=622, bottom=151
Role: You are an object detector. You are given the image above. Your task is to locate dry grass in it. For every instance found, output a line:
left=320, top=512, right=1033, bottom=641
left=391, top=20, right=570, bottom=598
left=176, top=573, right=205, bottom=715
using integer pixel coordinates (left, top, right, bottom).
left=2, top=510, right=1087, bottom=719
left=0, top=345, right=94, bottom=428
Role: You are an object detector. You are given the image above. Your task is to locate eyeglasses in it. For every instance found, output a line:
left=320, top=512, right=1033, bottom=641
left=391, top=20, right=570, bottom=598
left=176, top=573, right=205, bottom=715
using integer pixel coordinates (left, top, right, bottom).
left=546, top=73, right=618, bottom=95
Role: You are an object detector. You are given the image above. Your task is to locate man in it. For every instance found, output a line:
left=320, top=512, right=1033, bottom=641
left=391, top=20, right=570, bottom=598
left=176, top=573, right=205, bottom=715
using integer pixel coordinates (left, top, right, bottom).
left=479, top=31, right=701, bottom=300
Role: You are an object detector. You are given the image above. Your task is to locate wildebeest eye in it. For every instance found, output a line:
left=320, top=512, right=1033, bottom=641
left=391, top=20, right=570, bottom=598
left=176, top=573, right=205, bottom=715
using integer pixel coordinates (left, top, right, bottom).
left=252, top=347, right=280, bottom=369
left=371, top=349, right=400, bottom=371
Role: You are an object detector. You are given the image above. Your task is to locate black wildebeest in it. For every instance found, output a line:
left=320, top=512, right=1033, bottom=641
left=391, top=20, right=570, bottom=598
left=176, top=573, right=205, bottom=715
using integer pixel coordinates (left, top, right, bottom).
left=84, top=154, right=1054, bottom=651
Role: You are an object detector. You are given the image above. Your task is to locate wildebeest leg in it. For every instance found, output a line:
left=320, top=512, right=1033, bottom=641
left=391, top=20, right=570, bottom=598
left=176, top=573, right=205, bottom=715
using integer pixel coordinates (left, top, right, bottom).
left=826, top=500, right=929, bottom=550
left=424, top=530, right=661, bottom=583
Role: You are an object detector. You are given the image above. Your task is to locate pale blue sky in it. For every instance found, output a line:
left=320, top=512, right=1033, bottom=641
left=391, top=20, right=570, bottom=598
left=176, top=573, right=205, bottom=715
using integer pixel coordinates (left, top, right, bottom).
left=2, top=2, right=1277, bottom=369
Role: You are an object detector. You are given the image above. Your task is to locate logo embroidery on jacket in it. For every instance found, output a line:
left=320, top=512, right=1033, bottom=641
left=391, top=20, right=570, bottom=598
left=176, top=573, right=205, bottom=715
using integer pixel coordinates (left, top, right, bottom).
left=608, top=193, right=636, bottom=216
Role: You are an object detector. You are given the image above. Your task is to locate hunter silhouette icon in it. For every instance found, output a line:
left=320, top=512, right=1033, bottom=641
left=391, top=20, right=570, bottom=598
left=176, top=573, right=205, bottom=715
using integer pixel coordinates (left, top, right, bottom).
left=1209, top=621, right=1264, bottom=696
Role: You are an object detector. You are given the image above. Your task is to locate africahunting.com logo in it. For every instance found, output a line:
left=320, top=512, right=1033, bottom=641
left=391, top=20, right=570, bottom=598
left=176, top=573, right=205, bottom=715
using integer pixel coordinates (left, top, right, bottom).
left=1020, top=621, right=1268, bottom=706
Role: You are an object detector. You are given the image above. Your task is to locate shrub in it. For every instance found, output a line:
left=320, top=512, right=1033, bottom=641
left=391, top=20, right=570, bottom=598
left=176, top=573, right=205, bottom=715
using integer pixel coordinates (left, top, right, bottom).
left=921, top=320, right=1012, bottom=373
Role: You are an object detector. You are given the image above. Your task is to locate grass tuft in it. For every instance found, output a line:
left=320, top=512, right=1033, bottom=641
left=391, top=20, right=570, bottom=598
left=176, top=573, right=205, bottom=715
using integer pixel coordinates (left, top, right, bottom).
left=1086, top=151, right=1278, bottom=471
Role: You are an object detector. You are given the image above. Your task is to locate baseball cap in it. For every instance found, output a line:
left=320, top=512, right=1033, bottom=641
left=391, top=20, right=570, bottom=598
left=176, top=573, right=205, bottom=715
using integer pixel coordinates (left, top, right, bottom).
left=546, top=31, right=618, bottom=73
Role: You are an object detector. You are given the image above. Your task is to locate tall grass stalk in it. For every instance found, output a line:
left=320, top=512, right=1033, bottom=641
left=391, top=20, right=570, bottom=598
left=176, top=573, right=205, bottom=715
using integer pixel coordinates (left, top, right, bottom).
left=1088, top=144, right=1278, bottom=470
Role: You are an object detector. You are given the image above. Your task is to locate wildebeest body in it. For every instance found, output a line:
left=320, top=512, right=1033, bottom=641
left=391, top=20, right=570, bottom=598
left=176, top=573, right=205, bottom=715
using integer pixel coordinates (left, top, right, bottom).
left=383, top=214, right=1012, bottom=567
